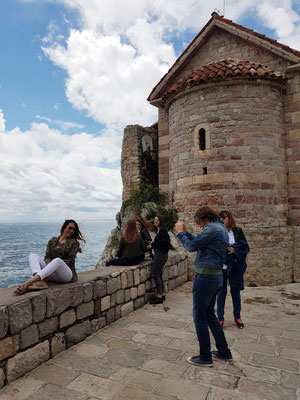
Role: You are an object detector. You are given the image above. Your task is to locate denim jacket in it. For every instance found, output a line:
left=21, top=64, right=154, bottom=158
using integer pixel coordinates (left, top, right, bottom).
left=177, top=221, right=229, bottom=273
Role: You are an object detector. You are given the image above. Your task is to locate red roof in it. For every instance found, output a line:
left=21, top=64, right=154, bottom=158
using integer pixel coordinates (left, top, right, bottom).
left=148, top=12, right=300, bottom=103
left=161, top=60, right=287, bottom=104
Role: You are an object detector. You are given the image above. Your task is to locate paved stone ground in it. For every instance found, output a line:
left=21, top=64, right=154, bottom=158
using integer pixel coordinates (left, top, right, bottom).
left=1, top=281, right=300, bottom=400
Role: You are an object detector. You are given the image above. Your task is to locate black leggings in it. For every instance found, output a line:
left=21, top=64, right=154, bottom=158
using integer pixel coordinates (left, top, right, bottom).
left=152, top=251, right=168, bottom=294
left=106, top=254, right=145, bottom=266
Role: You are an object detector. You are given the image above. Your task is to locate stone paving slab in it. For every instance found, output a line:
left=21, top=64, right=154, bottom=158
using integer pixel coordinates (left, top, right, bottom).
left=1, top=281, right=300, bottom=400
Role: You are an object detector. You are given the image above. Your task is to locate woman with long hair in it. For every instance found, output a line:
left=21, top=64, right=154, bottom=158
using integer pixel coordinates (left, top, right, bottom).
left=217, top=210, right=249, bottom=329
left=136, top=217, right=153, bottom=259
left=14, top=219, right=85, bottom=295
left=106, top=219, right=146, bottom=266
left=148, top=215, right=170, bottom=304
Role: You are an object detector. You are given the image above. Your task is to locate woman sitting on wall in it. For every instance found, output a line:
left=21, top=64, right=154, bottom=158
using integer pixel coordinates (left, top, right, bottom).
left=14, top=219, right=85, bottom=295
left=106, top=219, right=146, bottom=266
left=148, top=215, right=170, bottom=304
left=136, top=217, right=153, bottom=259
left=217, top=210, right=250, bottom=329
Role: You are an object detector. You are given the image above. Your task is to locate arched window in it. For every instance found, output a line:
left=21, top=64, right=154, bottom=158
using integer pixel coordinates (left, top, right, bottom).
left=193, top=123, right=211, bottom=156
left=199, top=128, right=206, bottom=151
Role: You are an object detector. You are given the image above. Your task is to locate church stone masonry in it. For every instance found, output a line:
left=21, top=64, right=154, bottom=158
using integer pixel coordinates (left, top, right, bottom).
left=122, top=12, right=300, bottom=286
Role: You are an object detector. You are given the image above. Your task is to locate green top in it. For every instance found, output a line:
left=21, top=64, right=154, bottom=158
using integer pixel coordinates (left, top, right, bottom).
left=117, top=236, right=146, bottom=259
left=44, top=237, right=80, bottom=282
left=195, top=266, right=222, bottom=275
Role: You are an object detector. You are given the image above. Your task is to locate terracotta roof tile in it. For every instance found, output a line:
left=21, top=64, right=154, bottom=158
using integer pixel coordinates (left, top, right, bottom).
left=161, top=60, right=287, bottom=104
left=148, top=13, right=299, bottom=103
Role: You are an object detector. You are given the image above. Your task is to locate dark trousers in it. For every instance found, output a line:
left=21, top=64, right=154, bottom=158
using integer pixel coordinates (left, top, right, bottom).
left=193, top=273, right=232, bottom=361
left=152, top=251, right=168, bottom=294
left=217, top=269, right=241, bottom=320
left=107, top=254, right=144, bottom=266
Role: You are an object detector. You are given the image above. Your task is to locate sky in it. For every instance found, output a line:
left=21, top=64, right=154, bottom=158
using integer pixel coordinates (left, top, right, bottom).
left=0, top=0, right=300, bottom=222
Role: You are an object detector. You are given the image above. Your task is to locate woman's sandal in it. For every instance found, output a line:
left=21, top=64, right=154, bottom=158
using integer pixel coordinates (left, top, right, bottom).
left=28, top=281, right=48, bottom=291
left=14, top=285, right=28, bottom=295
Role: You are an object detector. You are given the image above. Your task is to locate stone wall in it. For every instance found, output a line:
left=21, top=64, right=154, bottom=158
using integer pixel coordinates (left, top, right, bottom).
left=121, top=124, right=158, bottom=202
left=292, top=226, right=300, bottom=281
left=167, top=80, right=288, bottom=226
left=286, top=66, right=300, bottom=227
left=174, top=27, right=293, bottom=84
left=162, top=79, right=295, bottom=285
left=158, top=107, right=170, bottom=193
left=0, top=252, right=188, bottom=388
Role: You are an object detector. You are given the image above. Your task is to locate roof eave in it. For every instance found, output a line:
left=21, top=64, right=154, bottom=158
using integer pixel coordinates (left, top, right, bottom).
left=148, top=14, right=300, bottom=104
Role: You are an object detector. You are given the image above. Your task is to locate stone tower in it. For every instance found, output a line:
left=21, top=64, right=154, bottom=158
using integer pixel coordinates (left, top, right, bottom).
left=145, top=13, right=300, bottom=285
left=121, top=124, right=158, bottom=201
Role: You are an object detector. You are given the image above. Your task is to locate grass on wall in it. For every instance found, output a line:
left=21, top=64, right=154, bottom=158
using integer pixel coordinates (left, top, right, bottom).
left=122, top=182, right=178, bottom=231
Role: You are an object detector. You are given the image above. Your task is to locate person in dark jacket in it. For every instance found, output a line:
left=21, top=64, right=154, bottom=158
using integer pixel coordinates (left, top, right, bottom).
left=176, top=207, right=232, bottom=367
left=136, top=218, right=153, bottom=259
left=14, top=219, right=85, bottom=295
left=148, top=215, right=170, bottom=304
left=217, top=210, right=250, bottom=329
left=106, top=220, right=146, bottom=266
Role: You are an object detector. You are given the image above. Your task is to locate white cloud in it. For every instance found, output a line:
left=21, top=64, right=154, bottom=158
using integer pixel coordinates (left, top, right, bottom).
left=60, top=0, right=151, bottom=33
left=43, top=29, right=170, bottom=129
left=41, top=0, right=300, bottom=131
left=8, top=0, right=300, bottom=223
left=0, top=109, right=6, bottom=132
left=35, top=115, right=85, bottom=131
left=0, top=115, right=122, bottom=221
left=41, top=20, right=65, bottom=44
left=256, top=1, right=300, bottom=48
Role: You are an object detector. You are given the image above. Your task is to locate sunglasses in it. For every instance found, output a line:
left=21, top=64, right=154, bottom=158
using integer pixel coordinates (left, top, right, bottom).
left=220, top=216, right=227, bottom=220
left=68, top=226, right=75, bottom=231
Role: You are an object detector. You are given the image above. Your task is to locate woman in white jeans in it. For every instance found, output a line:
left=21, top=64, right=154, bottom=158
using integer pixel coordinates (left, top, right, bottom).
left=14, top=219, right=85, bottom=295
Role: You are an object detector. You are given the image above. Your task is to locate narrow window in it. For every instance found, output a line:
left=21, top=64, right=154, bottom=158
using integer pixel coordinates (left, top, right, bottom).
left=199, top=128, right=206, bottom=150
left=203, top=167, right=207, bottom=175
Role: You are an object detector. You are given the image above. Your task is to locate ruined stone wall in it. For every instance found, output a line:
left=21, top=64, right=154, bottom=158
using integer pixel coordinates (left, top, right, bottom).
left=164, top=80, right=294, bottom=285
left=174, top=27, right=293, bottom=84
left=0, top=254, right=188, bottom=388
left=121, top=125, right=158, bottom=201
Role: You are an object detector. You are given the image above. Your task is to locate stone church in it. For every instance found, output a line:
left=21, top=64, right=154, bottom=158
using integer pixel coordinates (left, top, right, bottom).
left=121, top=12, right=300, bottom=286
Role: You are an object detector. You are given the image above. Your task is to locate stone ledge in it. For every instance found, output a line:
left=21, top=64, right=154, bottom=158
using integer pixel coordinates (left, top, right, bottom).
left=0, top=251, right=188, bottom=387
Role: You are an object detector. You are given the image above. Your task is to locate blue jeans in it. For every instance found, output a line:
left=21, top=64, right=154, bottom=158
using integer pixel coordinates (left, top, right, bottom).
left=217, top=269, right=241, bottom=320
left=193, top=273, right=232, bottom=361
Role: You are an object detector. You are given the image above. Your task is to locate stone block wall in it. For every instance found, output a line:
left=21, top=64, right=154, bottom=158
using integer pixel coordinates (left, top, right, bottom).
left=175, top=27, right=293, bottom=84
left=0, top=252, right=188, bottom=388
left=167, top=80, right=287, bottom=227
left=286, top=66, right=300, bottom=226
left=292, top=226, right=300, bottom=281
left=121, top=124, right=158, bottom=201
left=161, top=79, right=295, bottom=285
left=158, top=107, right=170, bottom=193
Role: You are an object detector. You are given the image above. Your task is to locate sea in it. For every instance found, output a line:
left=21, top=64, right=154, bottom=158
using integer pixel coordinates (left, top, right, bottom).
left=0, top=219, right=116, bottom=289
